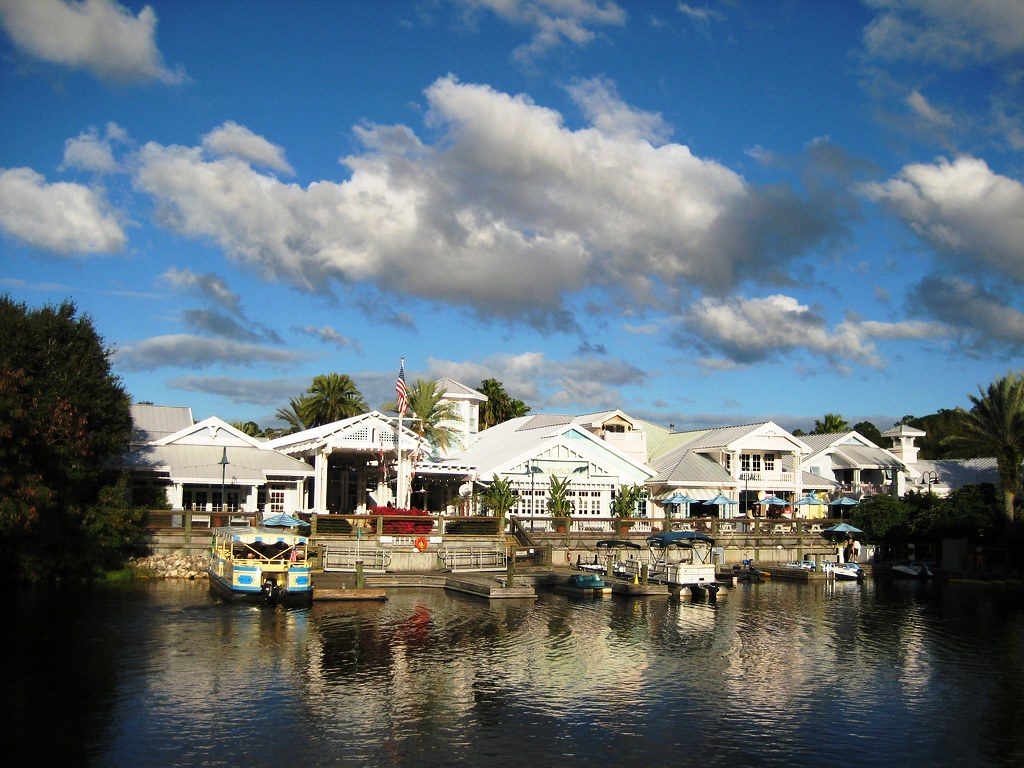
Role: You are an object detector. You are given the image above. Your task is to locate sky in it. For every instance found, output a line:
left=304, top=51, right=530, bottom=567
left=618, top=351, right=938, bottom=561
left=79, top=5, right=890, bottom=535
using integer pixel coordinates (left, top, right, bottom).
left=1, top=0, right=1023, bottom=434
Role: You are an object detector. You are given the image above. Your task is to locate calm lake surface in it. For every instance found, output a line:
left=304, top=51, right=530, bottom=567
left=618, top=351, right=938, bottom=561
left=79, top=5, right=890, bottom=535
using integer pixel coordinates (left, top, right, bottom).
left=11, top=576, right=1024, bottom=768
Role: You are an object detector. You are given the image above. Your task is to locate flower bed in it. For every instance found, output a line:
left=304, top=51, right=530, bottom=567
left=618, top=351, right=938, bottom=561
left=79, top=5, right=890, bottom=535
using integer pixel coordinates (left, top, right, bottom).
left=372, top=506, right=434, bottom=534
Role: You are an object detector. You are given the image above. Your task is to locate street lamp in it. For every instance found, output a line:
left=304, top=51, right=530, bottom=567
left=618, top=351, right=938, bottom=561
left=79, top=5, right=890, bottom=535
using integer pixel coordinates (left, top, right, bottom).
left=921, top=470, right=938, bottom=496
left=740, top=472, right=752, bottom=517
left=219, top=447, right=229, bottom=522
left=528, top=461, right=543, bottom=532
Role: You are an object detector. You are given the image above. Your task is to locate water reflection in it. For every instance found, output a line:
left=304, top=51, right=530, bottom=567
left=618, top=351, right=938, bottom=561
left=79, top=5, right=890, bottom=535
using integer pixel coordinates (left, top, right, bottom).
left=11, top=579, right=1024, bottom=767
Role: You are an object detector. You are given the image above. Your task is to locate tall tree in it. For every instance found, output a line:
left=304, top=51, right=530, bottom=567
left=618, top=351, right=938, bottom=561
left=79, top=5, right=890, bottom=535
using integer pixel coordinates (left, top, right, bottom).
left=477, top=377, right=530, bottom=430
left=812, top=413, right=849, bottom=434
left=0, top=297, right=134, bottom=579
left=852, top=420, right=884, bottom=446
left=274, top=396, right=311, bottom=434
left=398, top=378, right=463, bottom=456
left=300, top=373, right=367, bottom=427
left=951, top=373, right=1024, bottom=525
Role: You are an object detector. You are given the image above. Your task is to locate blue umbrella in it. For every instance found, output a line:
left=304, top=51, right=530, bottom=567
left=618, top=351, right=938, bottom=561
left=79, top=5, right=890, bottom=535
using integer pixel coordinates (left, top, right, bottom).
left=793, top=494, right=823, bottom=506
left=262, top=513, right=310, bottom=529
left=757, top=495, right=788, bottom=506
left=707, top=493, right=737, bottom=506
left=827, top=496, right=860, bottom=506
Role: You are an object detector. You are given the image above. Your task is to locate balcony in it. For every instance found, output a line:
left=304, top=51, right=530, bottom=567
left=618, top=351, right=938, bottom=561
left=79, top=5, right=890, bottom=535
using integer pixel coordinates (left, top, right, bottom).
left=734, top=471, right=795, bottom=484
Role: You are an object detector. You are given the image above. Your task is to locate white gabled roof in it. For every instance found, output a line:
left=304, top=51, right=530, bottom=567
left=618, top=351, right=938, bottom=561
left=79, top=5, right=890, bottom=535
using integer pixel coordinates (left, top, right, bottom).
left=802, top=431, right=907, bottom=470
left=266, top=410, right=427, bottom=456
left=443, top=415, right=653, bottom=481
left=131, top=404, right=194, bottom=444
left=436, top=377, right=487, bottom=401
left=155, top=416, right=268, bottom=449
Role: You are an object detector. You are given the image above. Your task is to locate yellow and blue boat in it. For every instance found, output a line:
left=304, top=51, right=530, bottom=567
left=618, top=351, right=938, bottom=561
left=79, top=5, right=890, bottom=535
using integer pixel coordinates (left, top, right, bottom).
left=208, top=525, right=313, bottom=604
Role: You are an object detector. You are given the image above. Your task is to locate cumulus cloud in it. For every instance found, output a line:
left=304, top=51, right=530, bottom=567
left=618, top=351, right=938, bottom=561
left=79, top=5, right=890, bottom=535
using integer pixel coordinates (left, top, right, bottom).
left=911, top=274, right=1024, bottom=349
left=0, top=0, right=184, bottom=84
left=62, top=123, right=126, bottom=173
left=565, top=76, right=671, bottom=142
left=457, top=0, right=626, bottom=62
left=677, top=294, right=888, bottom=369
left=131, top=76, right=840, bottom=330
left=182, top=309, right=269, bottom=343
left=0, top=167, right=125, bottom=254
left=861, top=155, right=1024, bottom=282
left=863, top=0, right=1024, bottom=67
left=114, top=334, right=307, bottom=371
left=161, top=267, right=242, bottom=314
left=201, top=121, right=294, bottom=175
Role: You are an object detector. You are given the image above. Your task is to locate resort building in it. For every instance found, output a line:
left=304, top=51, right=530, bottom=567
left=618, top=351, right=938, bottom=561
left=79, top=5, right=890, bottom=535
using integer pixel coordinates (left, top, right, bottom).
left=639, top=420, right=837, bottom=519
left=442, top=410, right=654, bottom=525
left=433, top=377, right=487, bottom=457
left=800, top=431, right=913, bottom=498
left=123, top=404, right=314, bottom=524
left=881, top=424, right=999, bottom=496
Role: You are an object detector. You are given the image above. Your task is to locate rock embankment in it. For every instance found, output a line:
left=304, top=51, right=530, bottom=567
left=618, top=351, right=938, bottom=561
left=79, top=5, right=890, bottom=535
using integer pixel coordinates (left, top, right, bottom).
left=132, top=552, right=210, bottom=580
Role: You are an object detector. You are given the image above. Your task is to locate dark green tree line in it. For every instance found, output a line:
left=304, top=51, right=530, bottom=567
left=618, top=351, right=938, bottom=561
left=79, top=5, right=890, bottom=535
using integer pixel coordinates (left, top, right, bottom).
left=0, top=297, right=139, bottom=579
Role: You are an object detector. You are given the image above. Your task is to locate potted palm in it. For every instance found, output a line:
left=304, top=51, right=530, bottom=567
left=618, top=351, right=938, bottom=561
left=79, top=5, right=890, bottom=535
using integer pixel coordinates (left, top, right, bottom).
left=547, top=475, right=574, bottom=533
left=477, top=475, right=519, bottom=534
left=610, top=483, right=645, bottom=535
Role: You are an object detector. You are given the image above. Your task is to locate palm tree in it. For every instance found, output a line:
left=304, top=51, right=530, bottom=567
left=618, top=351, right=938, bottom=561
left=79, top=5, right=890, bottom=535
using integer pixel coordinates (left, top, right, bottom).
left=477, top=377, right=531, bottom=429
left=812, top=413, right=849, bottom=434
left=300, top=373, right=367, bottom=427
left=274, top=396, right=311, bottom=434
left=405, top=378, right=463, bottom=455
left=478, top=475, right=519, bottom=520
left=384, top=378, right=463, bottom=456
left=231, top=421, right=261, bottom=437
left=951, top=373, right=1024, bottom=525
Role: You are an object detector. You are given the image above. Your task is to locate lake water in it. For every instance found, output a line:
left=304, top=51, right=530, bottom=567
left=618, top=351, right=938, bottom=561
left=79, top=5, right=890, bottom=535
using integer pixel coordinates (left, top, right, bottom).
left=11, top=576, right=1023, bottom=767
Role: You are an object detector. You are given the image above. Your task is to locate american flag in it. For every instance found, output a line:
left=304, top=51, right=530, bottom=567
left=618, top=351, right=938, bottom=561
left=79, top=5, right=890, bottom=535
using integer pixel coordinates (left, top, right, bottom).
left=395, top=358, right=408, bottom=416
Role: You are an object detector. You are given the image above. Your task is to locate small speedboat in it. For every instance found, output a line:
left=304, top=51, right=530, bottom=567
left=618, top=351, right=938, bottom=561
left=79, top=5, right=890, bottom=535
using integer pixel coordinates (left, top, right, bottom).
left=892, top=561, right=934, bottom=579
left=556, top=573, right=612, bottom=596
left=825, top=562, right=862, bottom=581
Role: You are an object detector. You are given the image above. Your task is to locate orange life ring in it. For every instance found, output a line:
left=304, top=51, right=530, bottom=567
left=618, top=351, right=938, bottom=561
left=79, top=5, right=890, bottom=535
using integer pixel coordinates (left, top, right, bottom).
left=414, top=536, right=429, bottom=552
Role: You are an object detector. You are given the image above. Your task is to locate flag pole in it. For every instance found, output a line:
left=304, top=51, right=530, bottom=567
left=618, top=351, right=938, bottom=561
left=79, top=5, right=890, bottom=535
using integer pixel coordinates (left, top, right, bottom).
left=395, top=357, right=407, bottom=508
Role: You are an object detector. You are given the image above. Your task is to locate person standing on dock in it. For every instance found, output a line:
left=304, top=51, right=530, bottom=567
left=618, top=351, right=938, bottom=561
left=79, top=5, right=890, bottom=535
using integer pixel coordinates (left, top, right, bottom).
left=851, top=539, right=861, bottom=563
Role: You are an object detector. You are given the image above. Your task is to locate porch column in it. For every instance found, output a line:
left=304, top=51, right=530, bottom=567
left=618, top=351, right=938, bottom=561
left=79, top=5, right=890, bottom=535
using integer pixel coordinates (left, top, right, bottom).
left=169, top=483, right=184, bottom=510
left=356, top=465, right=368, bottom=514
left=314, top=450, right=329, bottom=514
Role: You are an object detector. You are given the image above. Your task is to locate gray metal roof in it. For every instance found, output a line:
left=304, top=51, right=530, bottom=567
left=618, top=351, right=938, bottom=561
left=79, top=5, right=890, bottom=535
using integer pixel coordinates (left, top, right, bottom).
left=121, top=443, right=313, bottom=482
left=131, top=404, right=193, bottom=444
left=915, top=458, right=999, bottom=489
left=436, top=377, right=487, bottom=400
left=649, top=448, right=732, bottom=485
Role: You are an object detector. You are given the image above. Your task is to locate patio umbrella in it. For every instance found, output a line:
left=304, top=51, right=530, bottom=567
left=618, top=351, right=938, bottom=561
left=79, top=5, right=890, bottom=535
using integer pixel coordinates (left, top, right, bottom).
left=262, top=513, right=310, bottom=529
left=793, top=493, right=823, bottom=506
left=706, top=493, right=738, bottom=517
left=821, top=522, right=863, bottom=541
left=827, top=496, right=860, bottom=518
left=757, top=495, right=788, bottom=506
left=663, top=492, right=698, bottom=517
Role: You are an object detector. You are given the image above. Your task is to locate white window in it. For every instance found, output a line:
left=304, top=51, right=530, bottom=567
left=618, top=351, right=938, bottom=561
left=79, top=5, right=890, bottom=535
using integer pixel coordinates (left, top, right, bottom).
left=269, top=488, right=285, bottom=514
left=764, top=454, right=775, bottom=472
left=740, top=454, right=751, bottom=473
left=752, top=454, right=762, bottom=473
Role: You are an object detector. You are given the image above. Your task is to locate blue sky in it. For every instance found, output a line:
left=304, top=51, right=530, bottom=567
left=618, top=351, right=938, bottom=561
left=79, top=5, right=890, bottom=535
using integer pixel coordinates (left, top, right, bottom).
left=2, top=0, right=1022, bottom=433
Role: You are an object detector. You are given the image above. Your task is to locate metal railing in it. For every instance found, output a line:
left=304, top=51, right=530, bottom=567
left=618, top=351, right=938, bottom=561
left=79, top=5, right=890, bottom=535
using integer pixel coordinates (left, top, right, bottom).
left=323, top=546, right=391, bottom=573
left=438, top=547, right=507, bottom=572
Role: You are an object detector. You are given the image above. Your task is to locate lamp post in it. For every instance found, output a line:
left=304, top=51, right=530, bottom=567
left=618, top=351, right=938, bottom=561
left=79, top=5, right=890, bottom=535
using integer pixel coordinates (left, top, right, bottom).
left=922, top=470, right=938, bottom=496
left=219, top=447, right=229, bottom=524
left=740, top=472, right=752, bottom=517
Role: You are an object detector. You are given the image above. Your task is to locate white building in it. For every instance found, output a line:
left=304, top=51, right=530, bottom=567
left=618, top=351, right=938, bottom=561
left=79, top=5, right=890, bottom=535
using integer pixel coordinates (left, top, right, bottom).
left=124, top=404, right=314, bottom=523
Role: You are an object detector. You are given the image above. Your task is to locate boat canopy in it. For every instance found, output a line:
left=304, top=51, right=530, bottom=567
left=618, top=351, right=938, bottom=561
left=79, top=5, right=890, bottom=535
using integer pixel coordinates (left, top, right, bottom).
left=595, top=539, right=643, bottom=550
left=212, top=526, right=308, bottom=545
left=647, top=531, right=714, bottom=548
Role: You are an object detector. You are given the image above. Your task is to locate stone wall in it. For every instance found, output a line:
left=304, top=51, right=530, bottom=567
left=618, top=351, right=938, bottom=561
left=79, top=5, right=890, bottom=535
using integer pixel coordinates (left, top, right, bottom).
left=132, top=552, right=210, bottom=580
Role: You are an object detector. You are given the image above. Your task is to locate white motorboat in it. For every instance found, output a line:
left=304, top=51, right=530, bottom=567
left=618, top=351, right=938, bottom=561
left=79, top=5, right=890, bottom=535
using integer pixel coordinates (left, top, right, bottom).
left=824, top=562, right=862, bottom=581
left=892, top=561, right=934, bottom=579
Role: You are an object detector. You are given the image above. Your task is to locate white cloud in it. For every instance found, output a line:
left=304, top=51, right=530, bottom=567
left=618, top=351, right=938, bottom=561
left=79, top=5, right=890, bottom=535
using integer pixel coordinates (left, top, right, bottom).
left=0, top=0, right=184, bottom=84
left=679, top=294, right=884, bottom=368
left=863, top=0, right=1024, bottom=67
left=458, top=0, right=626, bottom=62
left=565, top=76, right=671, bottom=142
left=168, top=376, right=308, bottom=406
left=677, top=4, right=726, bottom=24
left=131, top=76, right=839, bottom=329
left=62, top=124, right=124, bottom=173
left=861, top=155, right=1024, bottom=282
left=296, top=324, right=361, bottom=352
left=201, top=121, right=294, bottom=175
left=161, top=267, right=242, bottom=314
left=0, top=167, right=125, bottom=254
left=114, top=334, right=307, bottom=371
left=906, top=90, right=954, bottom=128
